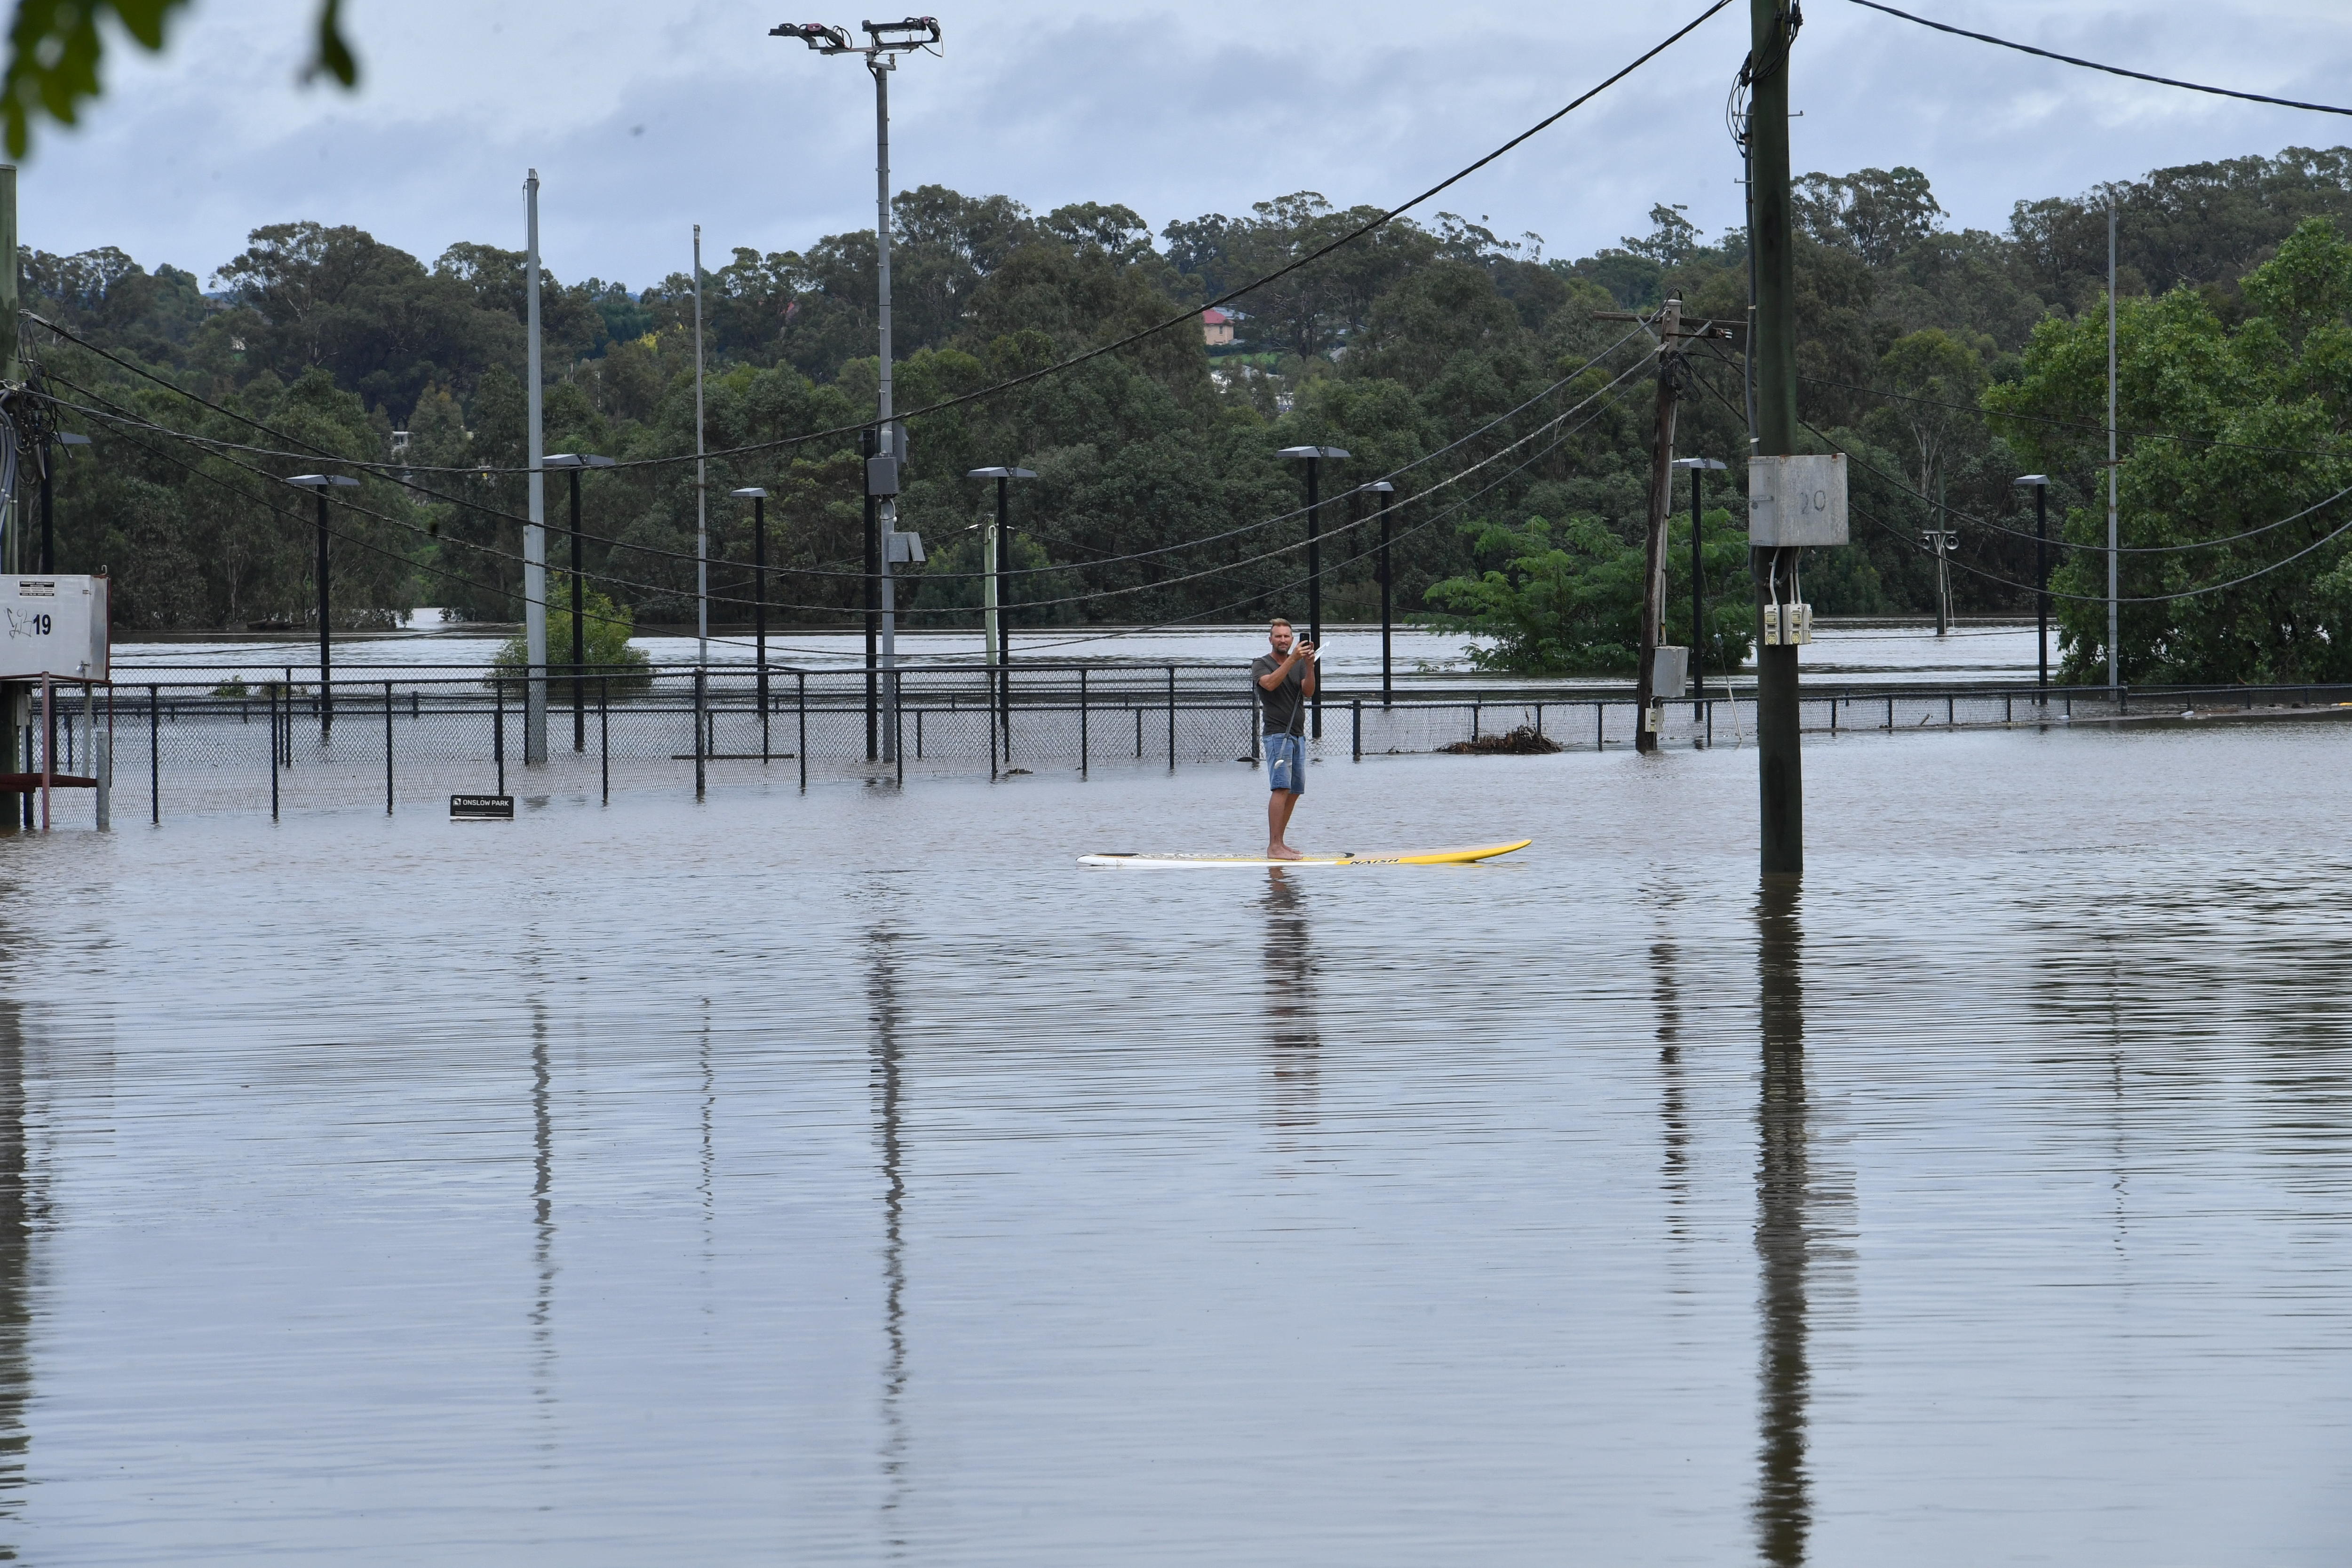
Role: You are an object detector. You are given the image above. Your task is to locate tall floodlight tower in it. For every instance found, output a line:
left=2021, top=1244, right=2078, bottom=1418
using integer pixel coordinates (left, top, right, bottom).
left=776, top=16, right=942, bottom=765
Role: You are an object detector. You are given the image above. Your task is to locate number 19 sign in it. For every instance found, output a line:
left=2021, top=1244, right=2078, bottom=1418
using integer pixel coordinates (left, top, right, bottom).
left=0, top=576, right=110, bottom=680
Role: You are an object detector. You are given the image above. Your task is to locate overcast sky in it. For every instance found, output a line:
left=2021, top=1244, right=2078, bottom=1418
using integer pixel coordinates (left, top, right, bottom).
left=20, top=0, right=2352, bottom=288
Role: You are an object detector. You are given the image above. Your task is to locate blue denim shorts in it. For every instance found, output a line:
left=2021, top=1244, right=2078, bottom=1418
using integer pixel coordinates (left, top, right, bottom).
left=1265, top=732, right=1306, bottom=793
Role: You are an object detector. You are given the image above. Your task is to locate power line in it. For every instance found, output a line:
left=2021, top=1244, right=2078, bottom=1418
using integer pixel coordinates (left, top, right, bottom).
left=59, top=345, right=1648, bottom=625
left=36, top=322, right=1655, bottom=585
left=1688, top=347, right=2352, bottom=558
left=905, top=378, right=1648, bottom=660
left=1845, top=0, right=2352, bottom=117
left=1803, top=372, right=2349, bottom=462
left=19, top=0, right=1737, bottom=480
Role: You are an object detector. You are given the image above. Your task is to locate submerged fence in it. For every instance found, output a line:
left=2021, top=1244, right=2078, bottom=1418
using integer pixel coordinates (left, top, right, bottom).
left=12, top=662, right=2351, bottom=827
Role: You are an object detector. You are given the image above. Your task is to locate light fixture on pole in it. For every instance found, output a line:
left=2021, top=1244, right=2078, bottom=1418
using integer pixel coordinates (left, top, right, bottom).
left=43, top=430, right=91, bottom=574
left=966, top=465, right=1035, bottom=756
left=546, top=453, right=615, bottom=751
left=1278, top=444, right=1348, bottom=738
left=1671, top=457, right=1726, bottom=700
left=2014, top=474, right=2051, bottom=700
left=778, top=15, right=943, bottom=769
left=286, top=473, right=360, bottom=736
left=1357, top=481, right=1396, bottom=705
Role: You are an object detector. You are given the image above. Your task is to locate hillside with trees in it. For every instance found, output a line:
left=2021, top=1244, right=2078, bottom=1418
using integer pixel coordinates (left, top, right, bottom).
left=27, top=145, right=2352, bottom=680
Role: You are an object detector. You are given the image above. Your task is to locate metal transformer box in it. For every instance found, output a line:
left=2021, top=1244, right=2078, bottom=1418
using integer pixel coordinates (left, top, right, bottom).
left=1748, top=454, right=1849, bottom=547
left=0, top=575, right=109, bottom=679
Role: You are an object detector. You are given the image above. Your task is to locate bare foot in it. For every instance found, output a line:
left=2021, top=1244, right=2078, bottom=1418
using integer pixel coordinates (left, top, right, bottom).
left=1267, top=844, right=1305, bottom=860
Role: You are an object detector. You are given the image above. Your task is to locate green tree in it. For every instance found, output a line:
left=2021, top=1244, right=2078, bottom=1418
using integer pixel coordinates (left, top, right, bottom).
left=2, top=0, right=353, bottom=157
left=1423, top=507, right=1752, bottom=676
left=1987, top=216, right=2352, bottom=682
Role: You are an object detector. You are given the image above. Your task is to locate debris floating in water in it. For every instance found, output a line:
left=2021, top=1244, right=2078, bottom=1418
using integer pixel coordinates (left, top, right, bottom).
left=1441, top=725, right=1561, bottom=756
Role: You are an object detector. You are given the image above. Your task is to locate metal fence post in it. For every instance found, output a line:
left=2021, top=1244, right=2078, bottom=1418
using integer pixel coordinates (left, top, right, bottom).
left=694, top=666, right=707, bottom=800
left=384, top=680, right=395, bottom=813
left=1596, top=701, right=1604, bottom=751
left=600, top=676, right=610, bottom=804
left=1166, top=665, right=1176, bottom=772
left=1251, top=681, right=1261, bottom=765
left=269, top=682, right=279, bottom=821
left=494, top=676, right=506, bottom=797
left=797, top=671, right=807, bottom=791
left=1079, top=667, right=1089, bottom=780
left=149, top=684, right=160, bottom=825
left=1352, top=699, right=1362, bottom=761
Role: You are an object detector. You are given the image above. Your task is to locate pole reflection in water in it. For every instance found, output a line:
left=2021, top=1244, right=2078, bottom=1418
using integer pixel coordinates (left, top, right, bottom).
left=0, top=1002, right=29, bottom=1547
left=1260, top=871, right=1320, bottom=1143
left=866, top=918, right=909, bottom=1544
left=529, top=1001, right=556, bottom=1429
left=1651, top=895, right=1691, bottom=1241
left=1753, top=876, right=1810, bottom=1567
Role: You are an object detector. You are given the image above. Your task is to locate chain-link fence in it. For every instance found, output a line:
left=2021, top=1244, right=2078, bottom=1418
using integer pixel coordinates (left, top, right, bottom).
left=9, top=665, right=2348, bottom=827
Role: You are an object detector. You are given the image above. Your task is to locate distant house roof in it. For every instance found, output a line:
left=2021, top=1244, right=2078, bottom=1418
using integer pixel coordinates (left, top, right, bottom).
left=1201, top=308, right=1232, bottom=325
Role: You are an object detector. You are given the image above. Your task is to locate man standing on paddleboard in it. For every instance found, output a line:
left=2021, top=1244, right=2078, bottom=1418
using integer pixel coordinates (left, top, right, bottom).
left=1252, top=618, right=1317, bottom=860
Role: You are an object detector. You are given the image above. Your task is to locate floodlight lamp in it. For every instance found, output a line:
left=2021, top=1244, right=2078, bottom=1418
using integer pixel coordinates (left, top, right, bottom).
left=1360, top=480, right=1395, bottom=493
left=1278, top=446, right=1350, bottom=460
left=862, top=15, right=940, bottom=48
left=772, top=21, right=853, bottom=51
left=56, top=432, right=92, bottom=448
left=731, top=487, right=770, bottom=499
left=545, top=453, right=617, bottom=470
left=287, top=473, right=359, bottom=489
left=2014, top=473, right=2050, bottom=487
left=965, top=467, right=1037, bottom=480
left=1670, top=456, right=1727, bottom=471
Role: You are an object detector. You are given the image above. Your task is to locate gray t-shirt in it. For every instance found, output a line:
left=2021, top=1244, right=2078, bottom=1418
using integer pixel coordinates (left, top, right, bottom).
left=1252, top=653, right=1309, bottom=736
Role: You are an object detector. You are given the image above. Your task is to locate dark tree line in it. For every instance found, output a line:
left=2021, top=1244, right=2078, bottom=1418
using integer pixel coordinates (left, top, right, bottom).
left=26, top=146, right=2352, bottom=676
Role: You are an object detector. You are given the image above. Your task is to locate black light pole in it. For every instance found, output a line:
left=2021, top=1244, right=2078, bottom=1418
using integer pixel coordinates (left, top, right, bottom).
left=965, top=465, right=1036, bottom=737
left=547, top=454, right=614, bottom=751
left=42, top=431, right=91, bottom=572
left=287, top=473, right=358, bottom=737
left=731, top=487, right=772, bottom=719
left=1673, top=457, right=1728, bottom=697
left=2015, top=475, right=2051, bottom=699
left=1279, top=444, right=1348, bottom=738
left=1360, top=480, right=1396, bottom=704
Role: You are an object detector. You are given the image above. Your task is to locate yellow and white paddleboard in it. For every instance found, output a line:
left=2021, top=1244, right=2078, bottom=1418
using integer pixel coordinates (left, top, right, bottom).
left=1079, top=840, right=1531, bottom=869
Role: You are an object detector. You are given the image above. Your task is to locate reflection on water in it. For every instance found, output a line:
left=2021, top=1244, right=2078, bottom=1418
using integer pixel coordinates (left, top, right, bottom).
left=1260, top=872, right=1320, bottom=1142
left=1753, top=877, right=1810, bottom=1567
left=867, top=914, right=910, bottom=1547
left=0, top=1002, right=28, bottom=1561
left=1651, top=894, right=1691, bottom=1239
left=530, top=1000, right=556, bottom=1430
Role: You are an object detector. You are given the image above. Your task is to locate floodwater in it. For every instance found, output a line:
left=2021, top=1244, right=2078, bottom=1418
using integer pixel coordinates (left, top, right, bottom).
left=0, top=716, right=2347, bottom=1563
left=111, top=621, right=2042, bottom=688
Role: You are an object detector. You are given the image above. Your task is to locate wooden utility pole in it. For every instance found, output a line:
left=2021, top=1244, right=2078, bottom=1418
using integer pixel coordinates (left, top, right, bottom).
left=1750, top=0, right=1804, bottom=876
left=1635, top=295, right=1682, bottom=753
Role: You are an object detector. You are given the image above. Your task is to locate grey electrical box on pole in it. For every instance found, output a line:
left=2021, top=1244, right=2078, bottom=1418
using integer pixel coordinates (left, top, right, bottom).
left=1747, top=454, right=1847, bottom=547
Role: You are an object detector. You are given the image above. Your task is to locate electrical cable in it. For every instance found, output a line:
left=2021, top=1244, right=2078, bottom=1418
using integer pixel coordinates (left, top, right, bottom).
left=897, top=379, right=1645, bottom=660
left=1688, top=344, right=2352, bottom=557
left=1679, top=352, right=2352, bottom=604
left=34, top=322, right=1657, bottom=583
left=1845, top=0, right=2352, bottom=118
left=1803, top=372, right=2349, bottom=462
left=57, top=345, right=1650, bottom=625
left=17, top=0, right=1737, bottom=479
left=63, top=408, right=840, bottom=658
